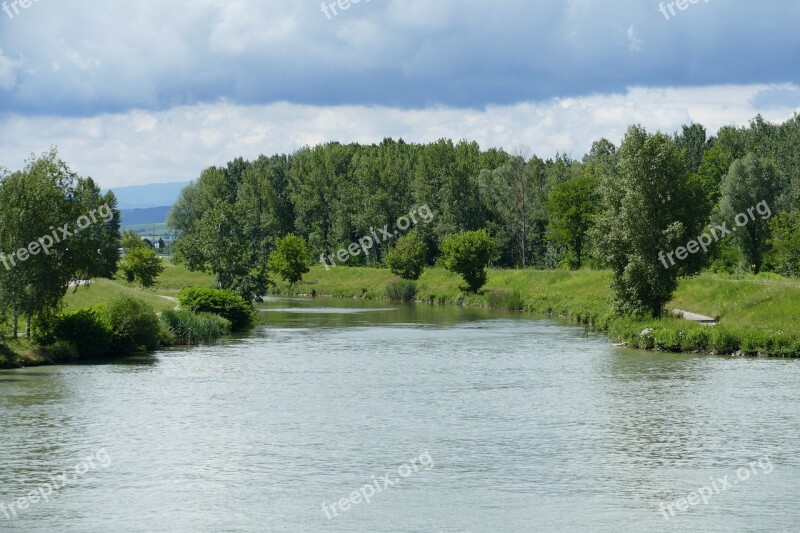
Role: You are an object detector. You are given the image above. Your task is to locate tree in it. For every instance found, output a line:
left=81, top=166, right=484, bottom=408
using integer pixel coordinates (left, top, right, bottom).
left=0, top=150, right=80, bottom=337
left=718, top=154, right=782, bottom=273
left=769, top=211, right=800, bottom=277
left=546, top=174, right=599, bottom=269
left=479, top=153, right=537, bottom=267
left=386, top=232, right=427, bottom=280
left=594, top=126, right=697, bottom=317
left=120, top=231, right=164, bottom=288
left=440, top=229, right=496, bottom=293
left=268, top=234, right=310, bottom=285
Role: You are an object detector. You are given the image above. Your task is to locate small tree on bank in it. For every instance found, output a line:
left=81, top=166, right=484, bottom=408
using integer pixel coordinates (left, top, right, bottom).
left=121, top=231, right=164, bottom=288
left=268, top=234, right=310, bottom=285
left=440, top=229, right=496, bottom=293
left=386, top=232, right=427, bottom=280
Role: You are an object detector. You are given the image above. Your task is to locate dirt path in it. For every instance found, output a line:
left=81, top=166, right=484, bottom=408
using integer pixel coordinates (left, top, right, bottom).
left=673, top=309, right=717, bottom=325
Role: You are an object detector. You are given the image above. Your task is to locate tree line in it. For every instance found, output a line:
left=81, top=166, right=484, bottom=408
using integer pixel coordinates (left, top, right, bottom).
left=170, top=114, right=800, bottom=314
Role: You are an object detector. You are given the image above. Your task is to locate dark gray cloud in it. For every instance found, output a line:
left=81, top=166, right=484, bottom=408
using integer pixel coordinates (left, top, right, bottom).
left=1, top=0, right=799, bottom=116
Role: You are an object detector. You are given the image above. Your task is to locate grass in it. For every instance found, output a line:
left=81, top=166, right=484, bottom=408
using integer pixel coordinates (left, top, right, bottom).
left=63, top=279, right=177, bottom=313
left=273, top=265, right=800, bottom=357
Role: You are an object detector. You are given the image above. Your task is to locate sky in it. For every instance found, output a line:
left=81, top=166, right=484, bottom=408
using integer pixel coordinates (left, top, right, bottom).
left=1, top=0, right=799, bottom=188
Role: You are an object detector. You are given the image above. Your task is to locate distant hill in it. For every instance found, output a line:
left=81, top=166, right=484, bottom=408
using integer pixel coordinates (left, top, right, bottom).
left=120, top=206, right=172, bottom=226
left=108, top=181, right=188, bottom=210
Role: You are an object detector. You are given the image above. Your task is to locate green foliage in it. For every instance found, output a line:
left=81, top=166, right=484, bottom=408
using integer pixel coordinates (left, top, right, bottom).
left=546, top=174, right=599, bottom=269
left=718, top=154, right=782, bottom=273
left=440, top=229, right=496, bottom=293
left=594, top=125, right=699, bottom=317
left=102, top=295, right=161, bottom=353
left=268, top=234, right=310, bottom=284
left=32, top=307, right=114, bottom=359
left=177, top=287, right=254, bottom=331
left=159, top=309, right=231, bottom=345
left=486, top=289, right=524, bottom=311
left=385, top=279, right=417, bottom=302
left=120, top=230, right=164, bottom=287
left=385, top=232, right=427, bottom=280
left=769, top=211, right=800, bottom=277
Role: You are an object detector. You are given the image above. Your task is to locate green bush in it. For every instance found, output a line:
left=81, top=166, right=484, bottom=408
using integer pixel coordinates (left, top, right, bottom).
left=385, top=279, right=417, bottom=302
left=177, top=288, right=254, bottom=331
left=486, top=290, right=524, bottom=311
left=41, top=340, right=80, bottom=363
left=32, top=308, right=114, bottom=360
left=682, top=327, right=711, bottom=352
left=160, top=310, right=231, bottom=345
left=440, top=229, right=496, bottom=293
left=103, top=296, right=161, bottom=353
left=708, top=326, right=738, bottom=354
left=268, top=234, right=311, bottom=284
left=386, top=232, right=427, bottom=280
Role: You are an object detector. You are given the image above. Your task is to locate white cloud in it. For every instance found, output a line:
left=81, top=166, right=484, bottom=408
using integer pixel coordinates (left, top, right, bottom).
left=627, top=24, right=643, bottom=52
left=0, top=84, right=797, bottom=189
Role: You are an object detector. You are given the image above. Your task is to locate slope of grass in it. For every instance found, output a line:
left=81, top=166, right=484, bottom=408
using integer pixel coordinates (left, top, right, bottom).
left=63, top=279, right=177, bottom=313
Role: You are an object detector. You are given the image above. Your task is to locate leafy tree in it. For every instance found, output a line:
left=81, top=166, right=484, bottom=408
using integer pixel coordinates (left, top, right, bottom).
left=0, top=150, right=79, bottom=337
left=479, top=154, right=537, bottom=267
left=674, top=123, right=707, bottom=175
left=440, top=229, right=496, bottom=293
left=268, top=234, right=310, bottom=284
left=120, top=230, right=164, bottom=288
left=546, top=174, right=600, bottom=269
left=718, top=154, right=782, bottom=274
left=769, top=211, right=800, bottom=277
left=385, top=232, right=427, bottom=280
left=594, top=126, right=697, bottom=317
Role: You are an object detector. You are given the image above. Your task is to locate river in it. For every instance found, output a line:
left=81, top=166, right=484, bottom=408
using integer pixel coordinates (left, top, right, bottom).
left=1, top=297, right=798, bottom=532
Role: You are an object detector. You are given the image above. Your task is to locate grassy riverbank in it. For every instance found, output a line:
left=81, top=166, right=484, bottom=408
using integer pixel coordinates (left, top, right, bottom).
left=4, top=262, right=798, bottom=368
left=272, top=266, right=800, bottom=357
left=0, top=260, right=218, bottom=369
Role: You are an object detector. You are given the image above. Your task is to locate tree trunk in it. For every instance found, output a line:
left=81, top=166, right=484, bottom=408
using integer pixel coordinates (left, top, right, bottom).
left=12, top=312, right=18, bottom=339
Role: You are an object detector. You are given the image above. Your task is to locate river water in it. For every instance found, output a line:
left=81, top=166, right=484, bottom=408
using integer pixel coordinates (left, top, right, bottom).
left=1, top=297, right=798, bottom=532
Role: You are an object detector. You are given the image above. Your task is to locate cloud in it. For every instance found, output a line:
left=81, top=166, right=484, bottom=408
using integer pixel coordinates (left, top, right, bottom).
left=0, top=1, right=799, bottom=114
left=1, top=84, right=797, bottom=188
left=627, top=25, right=643, bottom=52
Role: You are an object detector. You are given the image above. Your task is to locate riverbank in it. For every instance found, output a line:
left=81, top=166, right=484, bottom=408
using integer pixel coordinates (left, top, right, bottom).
left=272, top=266, right=800, bottom=357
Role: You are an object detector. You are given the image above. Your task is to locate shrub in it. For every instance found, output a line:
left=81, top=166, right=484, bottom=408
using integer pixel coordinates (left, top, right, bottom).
left=103, top=296, right=161, bottom=353
left=160, top=310, right=231, bottom=345
left=683, top=327, right=711, bottom=352
left=707, top=326, right=738, bottom=354
left=385, top=279, right=417, bottom=302
left=177, top=288, right=254, bottom=331
left=41, top=340, right=80, bottom=363
left=486, top=290, right=524, bottom=311
left=440, top=229, right=496, bottom=293
left=268, top=234, right=311, bottom=284
left=32, top=308, right=114, bottom=360
left=386, top=232, right=427, bottom=280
